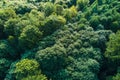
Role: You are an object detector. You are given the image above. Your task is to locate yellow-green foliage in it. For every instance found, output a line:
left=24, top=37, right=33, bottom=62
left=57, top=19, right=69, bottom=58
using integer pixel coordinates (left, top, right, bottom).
left=0, top=8, right=16, bottom=21
left=27, top=9, right=45, bottom=27
left=69, top=6, right=78, bottom=17
left=42, top=2, right=55, bottom=16
left=112, top=73, right=120, bottom=80
left=105, top=31, right=120, bottom=60
left=15, top=59, right=40, bottom=80
left=55, top=4, right=64, bottom=15
left=63, top=6, right=77, bottom=20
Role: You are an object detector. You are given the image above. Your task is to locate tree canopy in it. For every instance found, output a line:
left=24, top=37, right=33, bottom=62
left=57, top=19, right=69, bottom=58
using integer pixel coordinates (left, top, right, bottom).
left=0, top=0, right=120, bottom=80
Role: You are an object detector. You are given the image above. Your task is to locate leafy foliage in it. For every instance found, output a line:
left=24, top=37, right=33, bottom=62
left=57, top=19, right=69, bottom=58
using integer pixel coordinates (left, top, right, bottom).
left=22, top=74, right=47, bottom=80
left=42, top=2, right=55, bottom=16
left=14, top=59, right=46, bottom=80
left=77, top=0, right=89, bottom=10
left=36, top=44, right=67, bottom=78
left=0, top=0, right=120, bottom=80
left=105, top=31, right=120, bottom=61
left=19, top=25, right=42, bottom=49
left=113, top=73, right=120, bottom=80
left=0, top=58, right=12, bottom=79
left=0, top=40, right=16, bottom=58
left=41, top=15, right=66, bottom=36
left=63, top=6, right=78, bottom=21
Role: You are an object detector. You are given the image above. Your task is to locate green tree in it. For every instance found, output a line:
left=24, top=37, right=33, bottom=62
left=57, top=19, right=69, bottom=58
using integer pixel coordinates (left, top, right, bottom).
left=105, top=31, right=120, bottom=61
left=0, top=19, right=4, bottom=39
left=113, top=73, right=120, bottom=80
left=35, top=44, right=67, bottom=79
left=55, top=4, right=64, bottom=15
left=63, top=6, right=77, bottom=21
left=0, top=58, right=12, bottom=79
left=14, top=3, right=35, bottom=14
left=15, top=20, right=30, bottom=37
left=76, top=0, right=89, bottom=11
left=41, top=15, right=66, bottom=36
left=0, top=40, right=16, bottom=58
left=54, top=58, right=99, bottom=80
left=0, top=9, right=16, bottom=21
left=4, top=18, right=20, bottom=36
left=22, top=74, right=47, bottom=80
left=25, top=9, right=45, bottom=27
left=14, top=59, right=42, bottom=80
left=110, top=21, right=120, bottom=32
left=19, top=25, right=42, bottom=49
left=42, top=2, right=55, bottom=16
left=89, top=15, right=100, bottom=30
left=89, top=0, right=95, bottom=4
left=0, top=9, right=16, bottom=39
left=69, top=6, right=78, bottom=18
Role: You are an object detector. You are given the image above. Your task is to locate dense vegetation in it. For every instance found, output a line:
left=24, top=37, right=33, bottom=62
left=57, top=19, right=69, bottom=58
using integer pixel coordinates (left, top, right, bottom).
left=0, top=0, right=120, bottom=80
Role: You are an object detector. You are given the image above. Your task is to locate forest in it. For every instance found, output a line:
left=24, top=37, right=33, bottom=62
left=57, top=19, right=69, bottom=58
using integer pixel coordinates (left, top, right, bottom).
left=0, top=0, right=120, bottom=80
